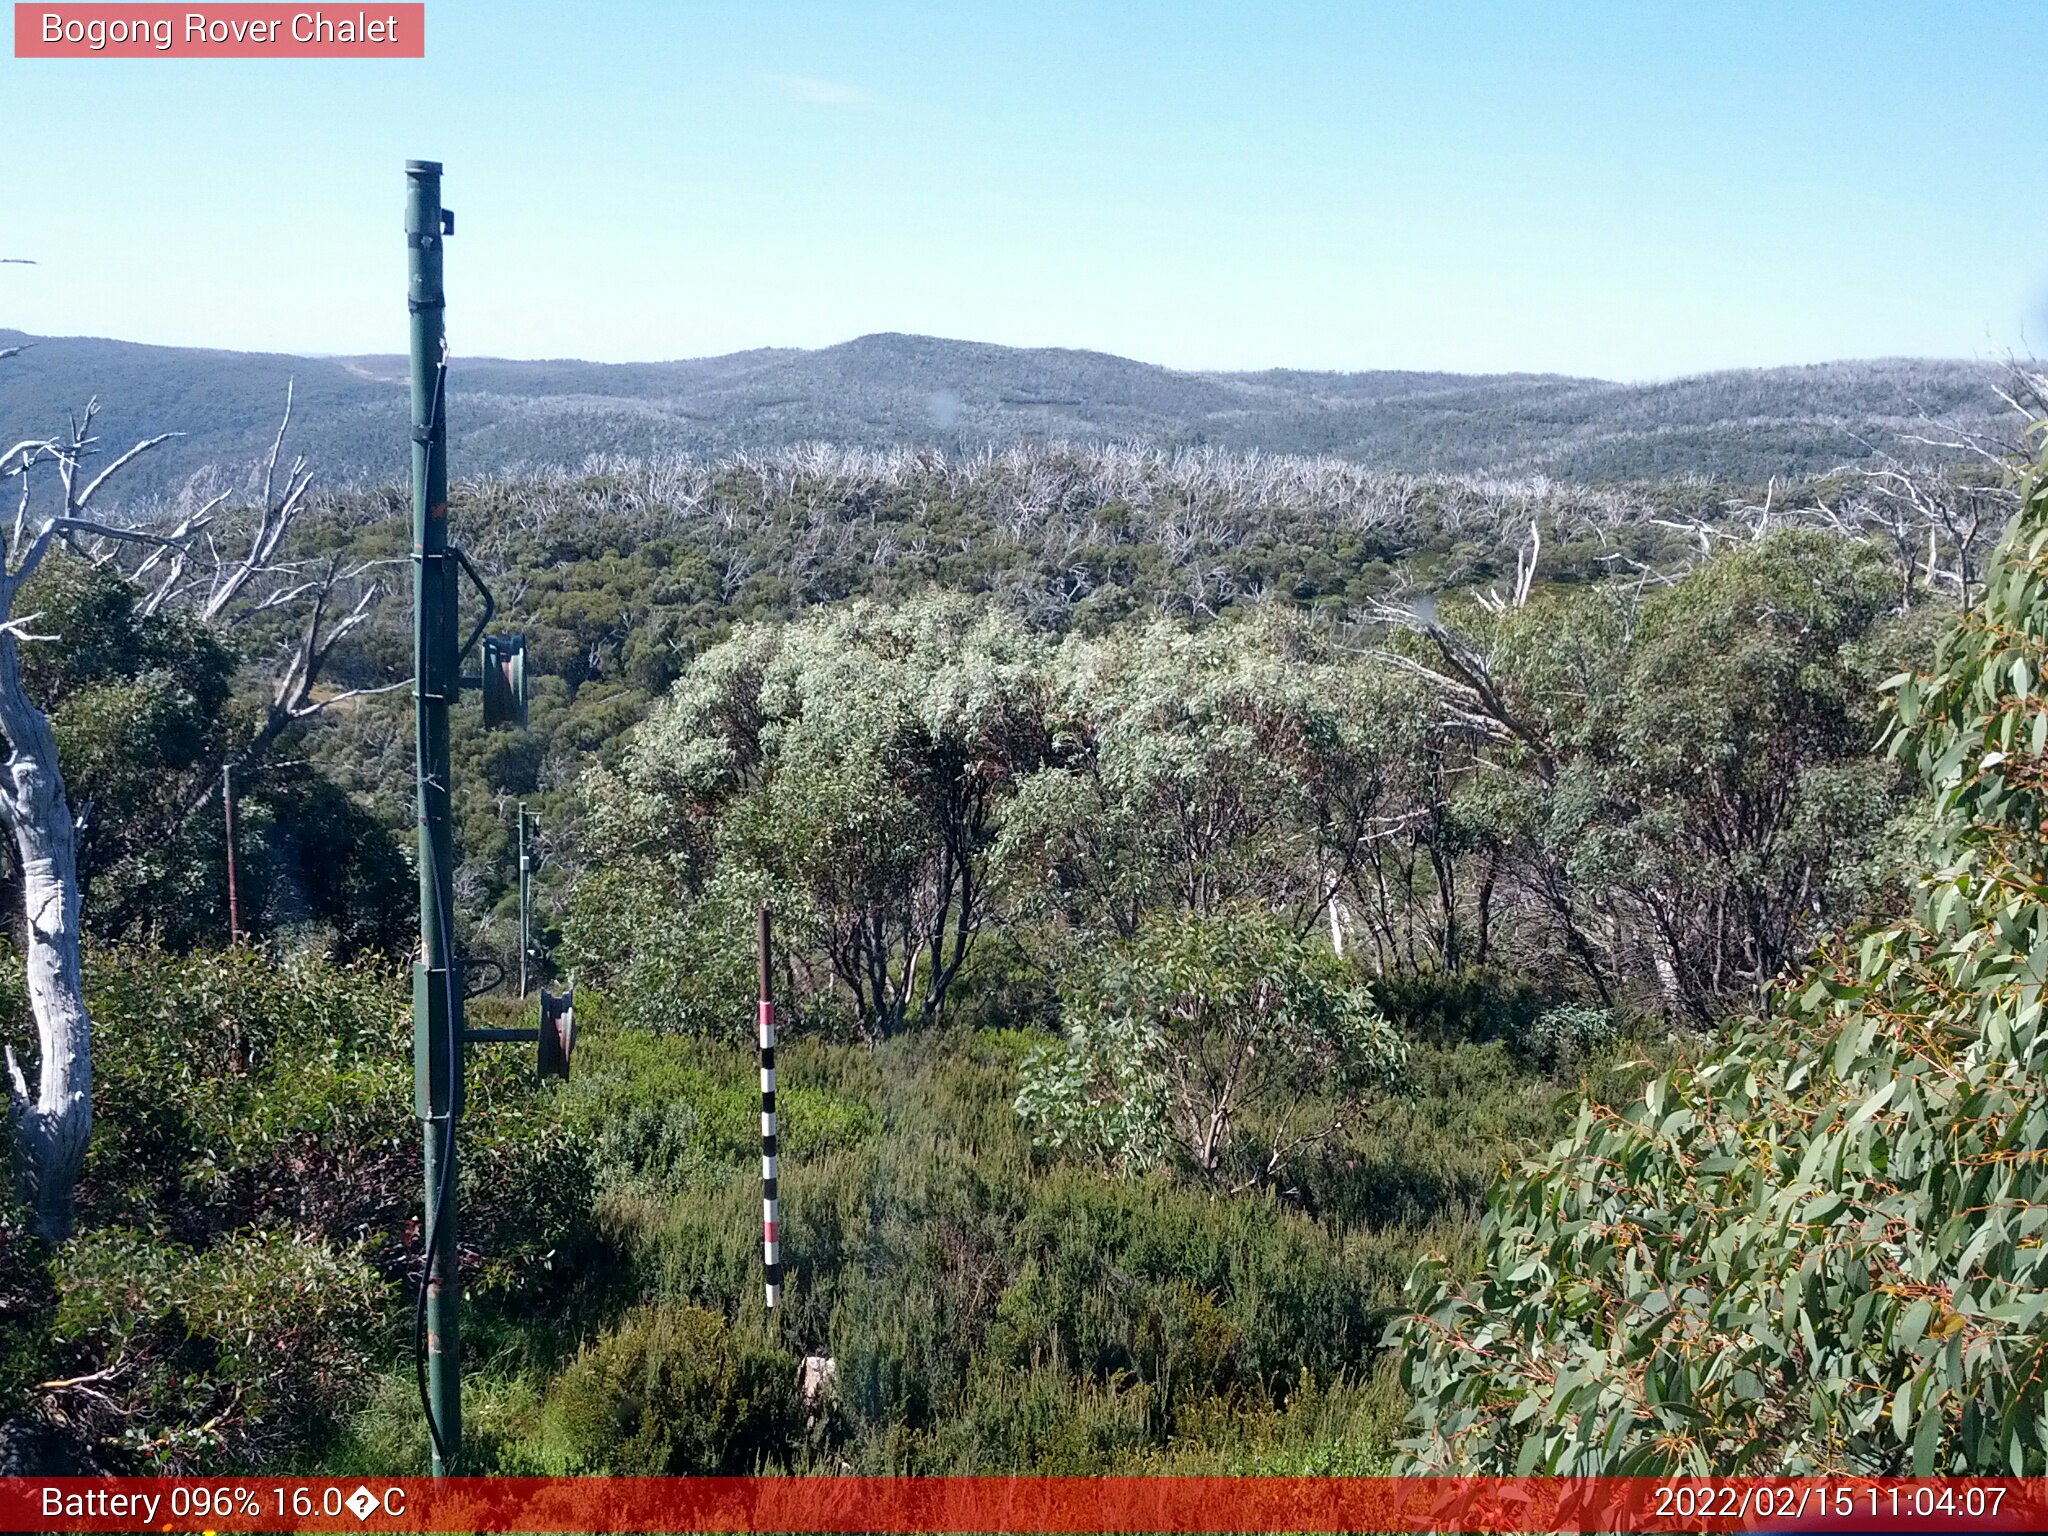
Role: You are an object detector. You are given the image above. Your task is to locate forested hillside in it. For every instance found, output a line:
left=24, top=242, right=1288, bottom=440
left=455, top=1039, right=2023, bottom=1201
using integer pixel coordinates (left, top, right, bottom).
left=0, top=328, right=2008, bottom=499
left=3, top=418, right=2042, bottom=1477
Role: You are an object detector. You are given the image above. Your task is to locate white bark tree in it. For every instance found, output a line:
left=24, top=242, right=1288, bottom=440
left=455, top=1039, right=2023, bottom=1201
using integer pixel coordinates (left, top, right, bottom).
left=2, top=385, right=393, bottom=1240
left=0, top=412, right=183, bottom=1239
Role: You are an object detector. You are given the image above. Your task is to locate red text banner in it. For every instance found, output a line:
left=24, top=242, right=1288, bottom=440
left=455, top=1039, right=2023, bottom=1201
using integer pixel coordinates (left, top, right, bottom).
left=14, top=4, right=424, bottom=57
left=3, top=1476, right=2047, bottom=1533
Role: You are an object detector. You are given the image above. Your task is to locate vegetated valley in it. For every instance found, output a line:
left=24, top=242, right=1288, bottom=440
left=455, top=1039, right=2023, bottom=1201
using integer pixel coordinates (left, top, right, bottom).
left=3, top=359, right=2046, bottom=1478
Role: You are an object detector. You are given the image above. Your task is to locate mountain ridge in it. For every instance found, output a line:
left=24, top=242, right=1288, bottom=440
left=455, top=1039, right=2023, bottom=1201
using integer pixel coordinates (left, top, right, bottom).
left=0, top=327, right=2011, bottom=500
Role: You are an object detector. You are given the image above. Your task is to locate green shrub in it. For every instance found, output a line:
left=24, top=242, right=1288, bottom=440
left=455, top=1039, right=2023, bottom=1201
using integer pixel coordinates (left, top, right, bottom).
left=539, top=1303, right=796, bottom=1473
left=1368, top=967, right=1554, bottom=1051
left=569, top=1027, right=879, bottom=1193
left=565, top=866, right=783, bottom=1042
left=405, top=1006, right=1577, bottom=1477
left=1, top=945, right=602, bottom=1472
left=48, top=1227, right=379, bottom=1471
left=941, top=1365, right=1156, bottom=1473
left=83, top=948, right=410, bottom=1243
left=941, top=932, right=1063, bottom=1034
left=76, top=947, right=596, bottom=1296
left=1154, top=1366, right=1402, bottom=1474
left=987, top=1171, right=1381, bottom=1410
left=1016, top=908, right=1404, bottom=1186
left=1526, top=1002, right=1619, bottom=1065
left=0, top=1208, right=54, bottom=1416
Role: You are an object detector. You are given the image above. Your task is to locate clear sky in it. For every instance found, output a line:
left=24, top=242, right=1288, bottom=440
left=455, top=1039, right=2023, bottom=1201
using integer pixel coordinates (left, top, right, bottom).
left=0, top=1, right=2041, bottom=379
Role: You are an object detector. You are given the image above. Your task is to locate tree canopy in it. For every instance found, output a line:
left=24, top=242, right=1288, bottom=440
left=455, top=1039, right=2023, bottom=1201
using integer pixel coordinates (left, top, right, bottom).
left=1393, top=452, right=2048, bottom=1475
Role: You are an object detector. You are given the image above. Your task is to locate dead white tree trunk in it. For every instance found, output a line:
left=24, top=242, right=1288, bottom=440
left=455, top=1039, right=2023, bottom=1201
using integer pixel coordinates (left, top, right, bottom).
left=0, top=405, right=181, bottom=1240
left=0, top=618, right=89, bottom=1240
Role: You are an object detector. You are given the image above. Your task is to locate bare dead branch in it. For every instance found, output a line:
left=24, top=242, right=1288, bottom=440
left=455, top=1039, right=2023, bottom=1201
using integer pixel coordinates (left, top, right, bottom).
left=71, top=433, right=182, bottom=513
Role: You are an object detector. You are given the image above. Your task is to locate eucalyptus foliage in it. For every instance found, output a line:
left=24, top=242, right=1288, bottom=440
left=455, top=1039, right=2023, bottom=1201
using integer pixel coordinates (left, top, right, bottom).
left=1415, top=530, right=1921, bottom=1021
left=576, top=595, right=1058, bottom=1038
left=1, top=555, right=408, bottom=955
left=1393, top=449, right=2048, bottom=1475
left=1004, top=618, right=1410, bottom=938
left=582, top=601, right=1429, bottom=1039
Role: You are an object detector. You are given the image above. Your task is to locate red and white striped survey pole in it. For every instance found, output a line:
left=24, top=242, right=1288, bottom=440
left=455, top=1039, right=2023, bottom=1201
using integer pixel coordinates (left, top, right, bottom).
left=758, top=905, right=782, bottom=1309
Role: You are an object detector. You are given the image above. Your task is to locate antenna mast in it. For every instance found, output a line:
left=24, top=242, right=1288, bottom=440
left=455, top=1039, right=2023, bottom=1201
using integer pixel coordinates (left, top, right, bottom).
left=407, top=157, right=463, bottom=1477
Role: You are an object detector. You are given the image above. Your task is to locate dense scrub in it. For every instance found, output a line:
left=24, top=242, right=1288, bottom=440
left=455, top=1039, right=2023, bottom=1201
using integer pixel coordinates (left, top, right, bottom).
left=1, top=436, right=2029, bottom=1477
left=2, top=948, right=1635, bottom=1475
left=328, top=988, right=1631, bottom=1476
left=571, top=530, right=1933, bottom=1049
left=1, top=952, right=592, bottom=1472
left=0, top=556, right=410, bottom=957
left=229, top=441, right=1989, bottom=1041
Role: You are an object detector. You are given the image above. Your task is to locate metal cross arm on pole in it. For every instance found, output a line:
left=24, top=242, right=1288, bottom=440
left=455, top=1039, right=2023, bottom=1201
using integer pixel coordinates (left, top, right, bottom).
left=462, top=994, right=573, bottom=1081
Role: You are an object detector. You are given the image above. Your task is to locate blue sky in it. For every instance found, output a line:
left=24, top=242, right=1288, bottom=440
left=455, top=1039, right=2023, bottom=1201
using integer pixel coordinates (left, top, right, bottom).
left=0, top=1, right=2040, bottom=378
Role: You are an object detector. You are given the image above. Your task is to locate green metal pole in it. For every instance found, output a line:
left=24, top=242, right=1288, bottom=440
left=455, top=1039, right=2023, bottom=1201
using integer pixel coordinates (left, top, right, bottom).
left=221, top=763, right=240, bottom=945
left=518, top=802, right=530, bottom=999
left=407, top=158, right=462, bottom=1477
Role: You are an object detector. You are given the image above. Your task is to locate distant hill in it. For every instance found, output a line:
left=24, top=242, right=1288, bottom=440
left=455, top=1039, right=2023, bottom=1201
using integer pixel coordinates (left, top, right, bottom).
left=0, top=328, right=2012, bottom=502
